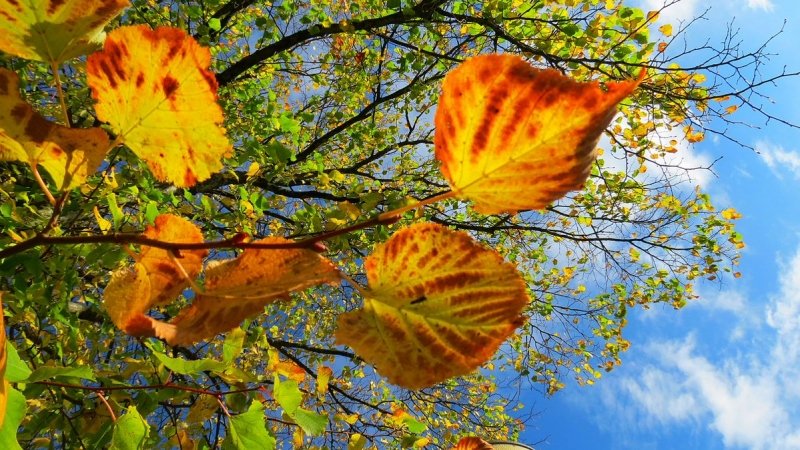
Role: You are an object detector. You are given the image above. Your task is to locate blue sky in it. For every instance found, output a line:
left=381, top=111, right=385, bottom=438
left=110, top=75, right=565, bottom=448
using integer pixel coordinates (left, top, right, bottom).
left=519, top=0, right=800, bottom=448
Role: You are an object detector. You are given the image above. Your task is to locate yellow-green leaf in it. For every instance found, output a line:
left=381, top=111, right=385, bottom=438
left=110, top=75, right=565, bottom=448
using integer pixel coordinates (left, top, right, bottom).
left=0, top=296, right=6, bottom=428
left=335, top=222, right=529, bottom=389
left=0, top=0, right=129, bottom=64
left=434, top=54, right=642, bottom=214
left=87, top=25, right=232, bottom=187
left=0, top=69, right=109, bottom=190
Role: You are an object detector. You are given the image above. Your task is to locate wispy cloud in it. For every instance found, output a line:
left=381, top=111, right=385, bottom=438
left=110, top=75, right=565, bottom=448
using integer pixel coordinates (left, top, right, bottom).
left=641, top=0, right=699, bottom=24
left=591, top=244, right=800, bottom=449
left=746, top=0, right=775, bottom=12
left=756, top=140, right=800, bottom=179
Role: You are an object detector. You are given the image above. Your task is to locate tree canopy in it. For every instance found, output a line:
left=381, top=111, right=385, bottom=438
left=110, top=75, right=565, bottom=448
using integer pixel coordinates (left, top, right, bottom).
left=0, top=0, right=793, bottom=448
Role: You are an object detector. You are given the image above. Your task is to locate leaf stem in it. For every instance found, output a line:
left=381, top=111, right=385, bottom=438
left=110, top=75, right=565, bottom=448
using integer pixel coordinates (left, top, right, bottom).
left=31, top=164, right=57, bottom=206
left=96, top=391, right=117, bottom=422
left=377, top=190, right=456, bottom=221
left=50, top=63, right=71, bottom=127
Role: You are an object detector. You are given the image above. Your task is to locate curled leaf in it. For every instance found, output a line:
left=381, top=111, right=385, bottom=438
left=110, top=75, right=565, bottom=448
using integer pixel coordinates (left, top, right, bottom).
left=0, top=0, right=129, bottom=64
left=435, top=54, right=643, bottom=214
left=0, top=69, right=109, bottom=190
left=87, top=25, right=231, bottom=187
left=152, top=239, right=340, bottom=346
left=335, top=223, right=529, bottom=389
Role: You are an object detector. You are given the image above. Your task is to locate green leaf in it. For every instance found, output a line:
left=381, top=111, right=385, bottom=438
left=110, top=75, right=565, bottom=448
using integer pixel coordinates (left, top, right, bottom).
left=110, top=406, right=149, bottom=450
left=4, top=342, right=30, bottom=382
left=223, top=328, right=245, bottom=363
left=292, top=407, right=327, bottom=436
left=151, top=350, right=226, bottom=376
left=144, top=201, right=159, bottom=224
left=222, top=401, right=275, bottom=450
left=26, top=365, right=95, bottom=383
left=208, top=18, right=222, bottom=31
left=278, top=114, right=300, bottom=134
left=273, top=377, right=327, bottom=435
left=0, top=387, right=25, bottom=449
left=402, top=416, right=427, bottom=435
left=107, top=193, right=123, bottom=228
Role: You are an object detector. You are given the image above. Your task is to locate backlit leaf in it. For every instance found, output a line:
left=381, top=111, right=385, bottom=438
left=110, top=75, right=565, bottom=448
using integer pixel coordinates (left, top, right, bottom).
left=110, top=406, right=148, bottom=450
left=0, top=0, right=129, bottom=64
left=223, top=401, right=275, bottom=450
left=435, top=54, right=642, bottom=214
left=451, top=436, right=494, bottom=450
left=335, top=222, right=529, bottom=389
left=87, top=25, right=232, bottom=187
left=26, top=365, right=95, bottom=382
left=0, top=387, right=24, bottom=450
left=0, top=69, right=109, bottom=190
left=103, top=214, right=206, bottom=336
left=144, top=239, right=340, bottom=346
left=0, top=299, right=5, bottom=427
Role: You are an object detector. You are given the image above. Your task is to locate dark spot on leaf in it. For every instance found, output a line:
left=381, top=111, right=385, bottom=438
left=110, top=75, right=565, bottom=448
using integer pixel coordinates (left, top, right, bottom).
left=162, top=75, right=179, bottom=99
left=47, top=0, right=66, bottom=15
left=99, top=61, right=117, bottom=88
left=24, top=113, right=54, bottom=143
left=410, top=296, right=427, bottom=305
left=10, top=104, right=26, bottom=121
left=136, top=73, right=145, bottom=88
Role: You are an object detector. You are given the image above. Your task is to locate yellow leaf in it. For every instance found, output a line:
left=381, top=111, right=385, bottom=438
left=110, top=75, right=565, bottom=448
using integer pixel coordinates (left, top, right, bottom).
left=317, top=365, right=333, bottom=397
left=451, top=437, right=494, bottom=450
left=0, top=69, right=109, bottom=190
left=435, top=54, right=643, bottom=214
left=335, top=223, right=529, bottom=389
left=0, top=0, right=129, bottom=64
left=245, top=162, right=260, bottom=178
left=150, top=239, right=340, bottom=346
left=659, top=24, right=673, bottom=37
left=0, top=296, right=6, bottom=427
left=725, top=105, right=738, bottom=115
left=93, top=206, right=111, bottom=234
left=87, top=25, right=232, bottom=187
left=720, top=208, right=742, bottom=220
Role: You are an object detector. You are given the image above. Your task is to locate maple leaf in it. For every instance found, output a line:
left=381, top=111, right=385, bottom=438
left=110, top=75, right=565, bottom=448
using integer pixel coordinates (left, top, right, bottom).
left=0, top=69, right=109, bottom=190
left=335, top=223, right=529, bottom=390
left=435, top=54, right=643, bottom=214
left=86, top=25, right=232, bottom=187
left=103, top=214, right=207, bottom=335
left=0, top=0, right=129, bottom=64
left=451, top=437, right=494, bottom=450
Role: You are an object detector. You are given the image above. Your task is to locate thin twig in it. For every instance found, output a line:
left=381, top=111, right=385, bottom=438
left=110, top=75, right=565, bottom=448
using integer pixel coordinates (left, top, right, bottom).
left=32, top=165, right=56, bottom=206
left=96, top=391, right=118, bottom=422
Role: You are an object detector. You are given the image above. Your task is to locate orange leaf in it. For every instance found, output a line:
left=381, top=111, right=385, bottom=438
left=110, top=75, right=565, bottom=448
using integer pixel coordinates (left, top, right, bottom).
left=146, top=239, right=340, bottom=346
left=140, top=214, right=208, bottom=306
left=0, top=69, right=109, bottom=190
left=451, top=437, right=494, bottom=450
left=435, top=54, right=643, bottom=214
left=103, top=214, right=206, bottom=334
left=87, top=25, right=232, bottom=187
left=335, top=223, right=529, bottom=389
left=0, top=0, right=129, bottom=64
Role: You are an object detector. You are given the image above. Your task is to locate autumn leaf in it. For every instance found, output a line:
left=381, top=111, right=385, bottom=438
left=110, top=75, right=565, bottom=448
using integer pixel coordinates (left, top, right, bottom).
left=139, top=239, right=340, bottom=346
left=0, top=0, right=129, bottom=64
left=335, top=222, right=529, bottom=389
left=451, top=437, right=494, bottom=450
left=435, top=54, right=643, bottom=214
left=0, top=69, right=109, bottom=190
left=103, top=214, right=207, bottom=335
left=0, top=295, right=6, bottom=427
left=87, top=25, right=232, bottom=187
left=721, top=208, right=742, bottom=220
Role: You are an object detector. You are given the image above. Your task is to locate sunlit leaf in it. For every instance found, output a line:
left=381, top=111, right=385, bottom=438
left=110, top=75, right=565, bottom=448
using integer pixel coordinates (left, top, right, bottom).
left=142, top=239, right=339, bottom=346
left=335, top=222, right=529, bottom=389
left=0, top=69, right=109, bottom=190
left=720, top=208, right=742, bottom=220
left=0, top=387, right=24, bottom=450
left=0, top=0, right=129, bottom=64
left=451, top=436, right=494, bottom=450
left=87, top=25, right=232, bottom=187
left=150, top=349, right=225, bottom=376
left=110, top=406, right=148, bottom=450
left=3, top=342, right=30, bottom=383
left=0, top=299, right=5, bottom=427
left=435, top=54, right=643, bottom=214
left=223, top=401, right=275, bottom=450
left=26, top=365, right=95, bottom=382
left=103, top=214, right=206, bottom=336
left=274, top=376, right=328, bottom=436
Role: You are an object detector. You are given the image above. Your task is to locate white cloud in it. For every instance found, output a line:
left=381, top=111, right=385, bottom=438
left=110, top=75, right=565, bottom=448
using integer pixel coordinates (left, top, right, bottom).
left=591, top=243, right=800, bottom=449
left=746, top=0, right=775, bottom=12
left=641, top=0, right=699, bottom=25
left=757, top=140, right=800, bottom=179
